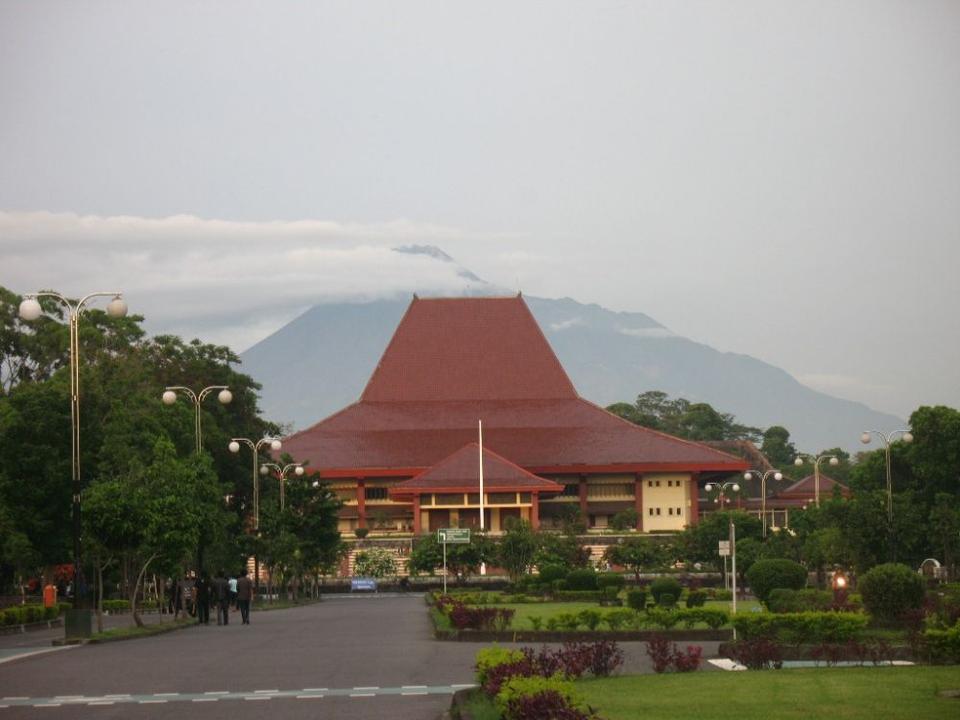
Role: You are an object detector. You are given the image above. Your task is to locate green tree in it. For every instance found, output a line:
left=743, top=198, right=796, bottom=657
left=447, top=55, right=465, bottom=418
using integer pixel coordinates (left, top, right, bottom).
left=495, top=520, right=539, bottom=582
left=760, top=426, right=796, bottom=468
left=353, top=547, right=397, bottom=578
left=603, top=537, right=667, bottom=581
left=678, top=511, right=762, bottom=567
left=409, top=532, right=492, bottom=582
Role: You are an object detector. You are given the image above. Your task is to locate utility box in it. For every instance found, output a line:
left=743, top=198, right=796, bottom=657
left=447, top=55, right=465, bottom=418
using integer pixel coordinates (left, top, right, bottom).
left=43, top=584, right=58, bottom=608
left=64, top=609, right=93, bottom=638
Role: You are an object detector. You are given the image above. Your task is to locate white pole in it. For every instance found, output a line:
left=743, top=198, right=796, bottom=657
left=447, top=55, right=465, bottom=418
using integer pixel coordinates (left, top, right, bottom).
left=478, top=420, right=485, bottom=530
left=442, top=535, right=448, bottom=595
left=478, top=420, right=486, bottom=576
left=731, top=520, right=738, bottom=616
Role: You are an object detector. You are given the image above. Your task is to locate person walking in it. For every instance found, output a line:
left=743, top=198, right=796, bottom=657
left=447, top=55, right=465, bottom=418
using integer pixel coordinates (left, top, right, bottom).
left=212, top=570, right=230, bottom=626
left=194, top=571, right=211, bottom=625
left=236, top=569, right=254, bottom=625
left=228, top=573, right=238, bottom=609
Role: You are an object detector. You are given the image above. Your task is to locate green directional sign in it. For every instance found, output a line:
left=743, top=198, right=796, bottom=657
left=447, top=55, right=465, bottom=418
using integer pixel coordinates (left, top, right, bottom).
left=438, top=528, right=471, bottom=544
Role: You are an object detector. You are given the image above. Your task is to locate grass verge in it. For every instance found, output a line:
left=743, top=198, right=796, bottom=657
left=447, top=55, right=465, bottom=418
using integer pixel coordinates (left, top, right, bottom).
left=578, top=666, right=960, bottom=720
left=87, top=617, right=196, bottom=643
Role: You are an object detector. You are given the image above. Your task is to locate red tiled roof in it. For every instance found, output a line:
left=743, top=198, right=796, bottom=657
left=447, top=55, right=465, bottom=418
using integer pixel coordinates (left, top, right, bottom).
left=281, top=296, right=748, bottom=477
left=777, top=474, right=850, bottom=498
left=361, top=296, right=578, bottom=402
left=390, top=443, right=563, bottom=495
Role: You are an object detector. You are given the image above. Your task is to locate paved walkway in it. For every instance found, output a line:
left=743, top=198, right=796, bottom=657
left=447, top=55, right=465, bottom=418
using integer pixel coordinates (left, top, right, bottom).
left=0, top=595, right=721, bottom=719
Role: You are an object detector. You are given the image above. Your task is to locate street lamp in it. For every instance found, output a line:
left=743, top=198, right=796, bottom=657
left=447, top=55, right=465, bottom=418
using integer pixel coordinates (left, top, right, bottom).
left=704, top=480, right=740, bottom=509
left=793, top=453, right=840, bottom=508
left=18, top=291, right=127, bottom=624
left=744, top=469, right=783, bottom=537
left=162, top=385, right=232, bottom=453
left=260, top=462, right=305, bottom=510
left=230, top=436, right=282, bottom=590
left=861, top=429, right=914, bottom=521
left=704, top=480, right=741, bottom=615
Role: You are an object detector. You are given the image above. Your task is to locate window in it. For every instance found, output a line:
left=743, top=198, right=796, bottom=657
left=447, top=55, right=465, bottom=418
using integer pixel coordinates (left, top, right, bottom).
left=435, top=493, right=463, bottom=505
left=648, top=508, right=654, bottom=516
left=667, top=480, right=673, bottom=487
left=656, top=508, right=661, bottom=516
left=365, top=487, right=387, bottom=500
left=668, top=508, right=674, bottom=515
left=647, top=481, right=653, bottom=488
left=655, top=481, right=661, bottom=487
left=562, top=484, right=579, bottom=497
left=676, top=507, right=682, bottom=515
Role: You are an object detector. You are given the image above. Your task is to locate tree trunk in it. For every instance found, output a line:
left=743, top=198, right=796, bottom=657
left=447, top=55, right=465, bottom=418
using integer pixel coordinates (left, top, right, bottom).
left=130, top=554, right=158, bottom=628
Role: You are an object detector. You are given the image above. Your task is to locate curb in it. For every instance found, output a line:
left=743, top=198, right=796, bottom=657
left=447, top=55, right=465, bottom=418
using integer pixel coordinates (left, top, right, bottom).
left=53, top=620, right=197, bottom=646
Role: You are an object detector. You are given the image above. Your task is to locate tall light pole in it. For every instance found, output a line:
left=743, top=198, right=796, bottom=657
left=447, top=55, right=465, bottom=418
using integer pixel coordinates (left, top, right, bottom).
left=744, top=469, right=783, bottom=537
left=18, top=291, right=128, bottom=624
left=229, top=437, right=282, bottom=590
left=705, top=480, right=740, bottom=615
left=162, top=385, right=232, bottom=453
left=260, top=462, right=305, bottom=510
left=861, top=429, right=914, bottom=521
left=793, top=452, right=840, bottom=508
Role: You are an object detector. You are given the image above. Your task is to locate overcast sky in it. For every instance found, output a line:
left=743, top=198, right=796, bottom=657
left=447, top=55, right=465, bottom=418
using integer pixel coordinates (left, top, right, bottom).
left=1, top=1, right=957, bottom=419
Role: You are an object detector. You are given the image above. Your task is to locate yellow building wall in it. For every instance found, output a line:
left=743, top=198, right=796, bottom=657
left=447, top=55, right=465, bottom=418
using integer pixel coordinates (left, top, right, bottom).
left=641, top=473, right=690, bottom=531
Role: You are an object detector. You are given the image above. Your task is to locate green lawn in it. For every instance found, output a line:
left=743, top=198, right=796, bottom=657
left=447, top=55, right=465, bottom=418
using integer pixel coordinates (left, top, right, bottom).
left=578, top=666, right=960, bottom=720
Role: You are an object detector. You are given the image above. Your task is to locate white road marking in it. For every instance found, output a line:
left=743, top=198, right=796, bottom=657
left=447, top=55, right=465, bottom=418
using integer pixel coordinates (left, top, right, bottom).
left=244, top=696, right=271, bottom=701
left=204, top=690, right=230, bottom=695
left=88, top=701, right=114, bottom=705
left=353, top=686, right=379, bottom=690
left=155, top=692, right=180, bottom=696
left=3, top=697, right=29, bottom=700
left=140, top=700, right=168, bottom=704
left=350, top=693, right=376, bottom=697
left=303, top=687, right=328, bottom=692
left=296, top=695, right=325, bottom=699
left=402, top=685, right=427, bottom=689
left=402, top=691, right=428, bottom=696
left=192, top=698, right=218, bottom=702
left=254, top=689, right=279, bottom=693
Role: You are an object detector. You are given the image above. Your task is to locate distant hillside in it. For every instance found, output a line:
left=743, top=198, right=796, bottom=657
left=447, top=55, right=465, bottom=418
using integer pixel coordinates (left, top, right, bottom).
left=239, top=294, right=904, bottom=453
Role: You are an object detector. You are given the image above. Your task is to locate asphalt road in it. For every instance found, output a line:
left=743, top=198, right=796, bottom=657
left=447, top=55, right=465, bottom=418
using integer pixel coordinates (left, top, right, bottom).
left=0, top=595, right=722, bottom=719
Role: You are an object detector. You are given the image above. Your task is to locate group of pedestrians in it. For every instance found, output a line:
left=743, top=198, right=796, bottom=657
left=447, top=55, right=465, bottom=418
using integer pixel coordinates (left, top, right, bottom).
left=193, top=569, right=254, bottom=626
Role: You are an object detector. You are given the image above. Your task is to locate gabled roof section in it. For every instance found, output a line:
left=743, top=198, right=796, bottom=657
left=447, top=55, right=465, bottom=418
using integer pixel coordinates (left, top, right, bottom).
left=361, top=296, right=578, bottom=402
left=777, top=474, right=850, bottom=498
left=390, top=443, right=563, bottom=496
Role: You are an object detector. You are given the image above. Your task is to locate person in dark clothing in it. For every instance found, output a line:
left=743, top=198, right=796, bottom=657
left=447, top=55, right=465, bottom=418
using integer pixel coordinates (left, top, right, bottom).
left=236, top=569, right=254, bottom=625
left=212, top=570, right=230, bottom=626
left=194, top=572, right=211, bottom=625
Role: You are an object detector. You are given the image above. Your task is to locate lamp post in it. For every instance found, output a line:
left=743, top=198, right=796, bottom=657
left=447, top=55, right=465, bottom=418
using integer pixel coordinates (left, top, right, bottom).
left=260, top=462, right=305, bottom=510
left=793, top=453, right=840, bottom=508
left=162, top=385, right=233, bottom=453
left=744, top=469, right=783, bottom=537
left=18, top=291, right=128, bottom=625
left=860, top=429, right=913, bottom=522
left=705, top=480, right=740, bottom=614
left=229, top=437, right=282, bottom=590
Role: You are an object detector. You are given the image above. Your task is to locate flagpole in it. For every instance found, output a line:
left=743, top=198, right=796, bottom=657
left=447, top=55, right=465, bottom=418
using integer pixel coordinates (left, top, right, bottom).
left=479, top=419, right=486, bottom=576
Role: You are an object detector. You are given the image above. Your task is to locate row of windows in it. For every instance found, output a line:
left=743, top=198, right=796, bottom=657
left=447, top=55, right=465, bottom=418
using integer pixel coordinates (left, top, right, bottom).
left=647, top=479, right=682, bottom=488
left=648, top=507, right=684, bottom=516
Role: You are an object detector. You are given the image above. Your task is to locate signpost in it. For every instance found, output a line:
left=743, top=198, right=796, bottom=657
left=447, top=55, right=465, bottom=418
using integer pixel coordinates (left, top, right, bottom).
left=438, top=528, right=470, bottom=594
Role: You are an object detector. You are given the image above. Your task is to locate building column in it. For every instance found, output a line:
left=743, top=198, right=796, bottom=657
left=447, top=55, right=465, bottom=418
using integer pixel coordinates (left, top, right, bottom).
left=357, top=478, right=367, bottom=528
left=531, top=492, right=540, bottom=530
left=491, top=508, right=501, bottom=533
left=578, top=474, right=588, bottom=519
left=688, top=473, right=700, bottom=527
left=634, top=473, right=644, bottom=531
left=412, top=495, right=421, bottom=534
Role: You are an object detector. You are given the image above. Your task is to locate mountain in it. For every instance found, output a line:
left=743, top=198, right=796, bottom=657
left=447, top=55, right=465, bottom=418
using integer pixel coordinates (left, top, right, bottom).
left=238, top=248, right=904, bottom=453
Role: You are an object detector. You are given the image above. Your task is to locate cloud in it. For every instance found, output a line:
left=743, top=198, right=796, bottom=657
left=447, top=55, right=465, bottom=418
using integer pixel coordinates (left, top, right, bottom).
left=617, top=326, right=675, bottom=338
left=549, top=317, right=584, bottom=331
left=0, top=210, right=494, bottom=350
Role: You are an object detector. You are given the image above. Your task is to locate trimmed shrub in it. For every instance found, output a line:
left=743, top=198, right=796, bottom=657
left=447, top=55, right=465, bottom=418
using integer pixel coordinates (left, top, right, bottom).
left=528, top=616, right=543, bottom=631
left=603, top=609, right=634, bottom=631
left=577, top=609, right=603, bottom=631
left=645, top=608, right=681, bottom=630
left=597, top=573, right=626, bottom=591
left=731, top=612, right=868, bottom=644
left=657, top=593, right=677, bottom=608
left=565, top=569, right=598, bottom=591
left=728, top=637, right=784, bottom=670
left=649, top=577, right=682, bottom=606
left=767, top=589, right=833, bottom=613
left=476, top=646, right=525, bottom=686
left=609, top=508, right=639, bottom=531
left=747, top=559, right=808, bottom=605
left=645, top=634, right=704, bottom=673
left=626, top=589, right=647, bottom=612
left=922, top=623, right=960, bottom=664
left=601, top=586, right=620, bottom=602
left=556, top=612, right=581, bottom=631
left=495, top=675, right=587, bottom=720
left=858, top=563, right=925, bottom=625
left=538, top=564, right=568, bottom=586
left=685, top=590, right=707, bottom=608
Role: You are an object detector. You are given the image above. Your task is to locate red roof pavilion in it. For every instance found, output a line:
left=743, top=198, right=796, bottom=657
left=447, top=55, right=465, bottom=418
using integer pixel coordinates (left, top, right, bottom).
left=281, top=295, right=747, bottom=478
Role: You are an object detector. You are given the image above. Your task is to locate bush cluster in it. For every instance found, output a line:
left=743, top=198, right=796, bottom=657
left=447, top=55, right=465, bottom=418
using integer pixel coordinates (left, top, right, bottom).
left=476, top=641, right=624, bottom=693
left=767, top=589, right=834, bottom=613
left=101, top=599, right=131, bottom=612
left=858, top=563, right=925, bottom=625
left=731, top=612, right=868, bottom=644
left=649, top=577, right=682, bottom=607
left=645, top=635, right=703, bottom=673
left=565, top=570, right=599, bottom=591
left=747, top=559, right=808, bottom=605
left=1, top=604, right=60, bottom=625
left=525, top=606, right=729, bottom=632
left=434, top=594, right=515, bottom=631
left=922, top=622, right=960, bottom=664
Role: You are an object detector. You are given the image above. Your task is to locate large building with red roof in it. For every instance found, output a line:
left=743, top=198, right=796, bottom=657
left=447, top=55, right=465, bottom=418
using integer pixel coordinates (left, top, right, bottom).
left=280, top=295, right=748, bottom=535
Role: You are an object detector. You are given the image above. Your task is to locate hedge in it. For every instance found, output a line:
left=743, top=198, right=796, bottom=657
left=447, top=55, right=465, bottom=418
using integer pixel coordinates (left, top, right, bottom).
left=1, top=604, right=61, bottom=625
left=858, top=563, right=925, bottom=625
left=767, top=589, right=833, bottom=613
left=552, top=590, right=602, bottom=603
left=649, top=577, right=682, bottom=606
left=731, top=612, right=867, bottom=643
left=923, top=623, right=960, bottom=664
left=565, top=569, right=598, bottom=591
